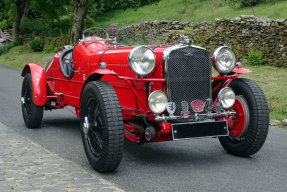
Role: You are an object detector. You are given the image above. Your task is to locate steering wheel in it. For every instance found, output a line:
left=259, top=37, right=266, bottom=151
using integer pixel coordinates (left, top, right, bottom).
left=59, top=48, right=74, bottom=79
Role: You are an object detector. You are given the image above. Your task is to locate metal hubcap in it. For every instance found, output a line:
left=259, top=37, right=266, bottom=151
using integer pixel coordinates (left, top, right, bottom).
left=83, top=116, right=90, bottom=136
left=229, top=96, right=250, bottom=139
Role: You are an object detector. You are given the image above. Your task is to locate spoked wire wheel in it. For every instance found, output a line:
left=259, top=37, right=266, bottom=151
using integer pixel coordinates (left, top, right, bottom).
left=80, top=81, right=124, bottom=173
left=84, top=98, right=104, bottom=158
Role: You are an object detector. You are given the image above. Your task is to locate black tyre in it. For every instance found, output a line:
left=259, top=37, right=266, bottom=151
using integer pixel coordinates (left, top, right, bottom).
left=21, top=73, right=44, bottom=128
left=219, top=78, right=269, bottom=157
left=80, top=81, right=124, bottom=173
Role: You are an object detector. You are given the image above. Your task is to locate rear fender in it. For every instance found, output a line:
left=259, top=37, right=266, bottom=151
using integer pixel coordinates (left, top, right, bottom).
left=21, top=63, right=47, bottom=106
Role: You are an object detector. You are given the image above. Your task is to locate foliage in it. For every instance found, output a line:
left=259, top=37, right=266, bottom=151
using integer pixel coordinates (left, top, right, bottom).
left=20, top=14, right=73, bottom=37
left=29, top=0, right=71, bottom=20
left=88, top=0, right=160, bottom=17
left=0, top=0, right=14, bottom=29
left=29, top=39, right=44, bottom=52
left=0, top=42, right=20, bottom=56
left=223, top=0, right=264, bottom=8
left=42, top=35, right=71, bottom=52
left=183, top=27, right=203, bottom=45
left=246, top=50, right=263, bottom=66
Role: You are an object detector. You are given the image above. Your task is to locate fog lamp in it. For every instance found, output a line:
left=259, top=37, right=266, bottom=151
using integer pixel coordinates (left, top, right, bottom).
left=148, top=91, right=168, bottom=114
left=218, top=87, right=236, bottom=109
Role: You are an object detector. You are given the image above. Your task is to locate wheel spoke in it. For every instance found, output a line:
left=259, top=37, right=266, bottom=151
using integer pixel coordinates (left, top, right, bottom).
left=86, top=97, right=104, bottom=157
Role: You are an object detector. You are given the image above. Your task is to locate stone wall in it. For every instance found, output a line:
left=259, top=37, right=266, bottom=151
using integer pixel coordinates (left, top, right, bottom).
left=117, top=16, right=287, bottom=67
left=0, top=30, right=12, bottom=48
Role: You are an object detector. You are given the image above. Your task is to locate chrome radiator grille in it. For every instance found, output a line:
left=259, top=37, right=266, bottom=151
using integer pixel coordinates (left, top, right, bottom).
left=165, top=46, right=211, bottom=116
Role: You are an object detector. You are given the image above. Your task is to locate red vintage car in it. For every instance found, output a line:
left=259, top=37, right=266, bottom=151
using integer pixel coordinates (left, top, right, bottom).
left=21, top=28, right=269, bottom=173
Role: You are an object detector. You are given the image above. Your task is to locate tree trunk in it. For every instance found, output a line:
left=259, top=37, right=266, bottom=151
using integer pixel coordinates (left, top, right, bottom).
left=11, top=0, right=26, bottom=42
left=22, top=0, right=30, bottom=18
left=71, top=0, right=88, bottom=45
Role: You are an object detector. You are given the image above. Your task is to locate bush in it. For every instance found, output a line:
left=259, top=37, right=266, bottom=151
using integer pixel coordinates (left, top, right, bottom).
left=223, top=0, right=263, bottom=8
left=0, top=41, right=20, bottom=55
left=29, top=39, right=44, bottom=52
left=246, top=50, right=263, bottom=66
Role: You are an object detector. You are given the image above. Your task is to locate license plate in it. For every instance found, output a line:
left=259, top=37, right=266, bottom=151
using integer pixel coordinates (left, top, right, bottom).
left=171, top=121, right=228, bottom=140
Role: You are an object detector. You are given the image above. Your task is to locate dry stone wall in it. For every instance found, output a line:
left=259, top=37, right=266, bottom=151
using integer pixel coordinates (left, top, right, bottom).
left=118, top=15, right=287, bottom=67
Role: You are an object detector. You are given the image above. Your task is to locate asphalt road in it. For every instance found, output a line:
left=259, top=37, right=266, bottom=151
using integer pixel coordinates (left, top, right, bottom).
left=1, top=64, right=287, bottom=192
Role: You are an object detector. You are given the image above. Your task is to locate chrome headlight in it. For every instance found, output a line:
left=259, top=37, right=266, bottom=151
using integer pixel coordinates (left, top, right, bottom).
left=128, top=46, right=156, bottom=76
left=212, top=46, right=236, bottom=74
left=218, top=87, right=236, bottom=109
left=148, top=91, right=168, bottom=114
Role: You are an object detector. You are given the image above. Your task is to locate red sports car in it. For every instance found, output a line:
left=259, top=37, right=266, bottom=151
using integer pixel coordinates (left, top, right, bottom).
left=21, top=28, right=269, bottom=172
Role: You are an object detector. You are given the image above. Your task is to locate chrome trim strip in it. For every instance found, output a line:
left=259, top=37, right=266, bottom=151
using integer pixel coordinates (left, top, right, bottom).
left=155, top=111, right=236, bottom=122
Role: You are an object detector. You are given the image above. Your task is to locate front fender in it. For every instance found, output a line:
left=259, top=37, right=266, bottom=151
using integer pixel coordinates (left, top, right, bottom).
left=79, top=69, right=118, bottom=102
left=21, top=63, right=47, bottom=106
left=232, top=66, right=252, bottom=74
left=91, top=68, right=118, bottom=77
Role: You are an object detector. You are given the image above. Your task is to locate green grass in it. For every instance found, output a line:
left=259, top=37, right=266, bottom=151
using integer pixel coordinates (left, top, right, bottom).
left=241, top=65, right=287, bottom=121
left=92, top=0, right=287, bottom=29
left=0, top=46, right=286, bottom=121
left=0, top=45, right=54, bottom=70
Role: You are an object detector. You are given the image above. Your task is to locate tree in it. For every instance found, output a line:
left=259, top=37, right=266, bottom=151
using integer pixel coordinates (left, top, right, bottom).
left=71, top=0, right=88, bottom=44
left=71, top=0, right=161, bottom=44
left=10, top=0, right=30, bottom=42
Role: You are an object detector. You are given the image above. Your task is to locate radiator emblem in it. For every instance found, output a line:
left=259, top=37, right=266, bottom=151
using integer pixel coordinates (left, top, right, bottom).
left=167, top=102, right=176, bottom=116
left=215, top=102, right=223, bottom=113
left=191, top=100, right=205, bottom=113
left=181, top=101, right=190, bottom=115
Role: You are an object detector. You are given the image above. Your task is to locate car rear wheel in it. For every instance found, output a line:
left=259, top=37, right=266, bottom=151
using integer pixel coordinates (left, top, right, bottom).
left=80, top=81, right=124, bottom=173
left=219, top=78, right=269, bottom=156
left=21, top=73, right=44, bottom=128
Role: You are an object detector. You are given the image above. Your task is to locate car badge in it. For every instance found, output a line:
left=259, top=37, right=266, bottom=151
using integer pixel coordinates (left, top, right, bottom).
left=205, top=98, right=213, bottom=112
left=166, top=102, right=176, bottom=116
left=215, top=102, right=223, bottom=113
left=181, top=101, right=190, bottom=115
left=191, top=100, right=205, bottom=113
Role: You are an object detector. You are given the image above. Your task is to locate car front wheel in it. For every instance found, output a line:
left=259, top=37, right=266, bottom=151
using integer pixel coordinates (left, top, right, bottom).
left=80, top=81, right=124, bottom=173
left=21, top=73, right=44, bottom=128
left=219, top=78, right=269, bottom=156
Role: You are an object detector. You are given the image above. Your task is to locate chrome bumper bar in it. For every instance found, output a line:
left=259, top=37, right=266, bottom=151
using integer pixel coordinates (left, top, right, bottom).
left=155, top=111, right=236, bottom=122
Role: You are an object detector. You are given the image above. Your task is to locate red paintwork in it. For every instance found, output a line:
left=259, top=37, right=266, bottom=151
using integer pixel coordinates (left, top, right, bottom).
left=229, top=98, right=246, bottom=137
left=232, top=66, right=252, bottom=74
left=21, top=63, right=47, bottom=106
left=22, top=36, right=249, bottom=143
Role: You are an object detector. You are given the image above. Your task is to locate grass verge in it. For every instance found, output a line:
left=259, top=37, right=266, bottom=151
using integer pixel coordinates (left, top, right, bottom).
left=0, top=45, right=54, bottom=70
left=0, top=45, right=286, bottom=121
